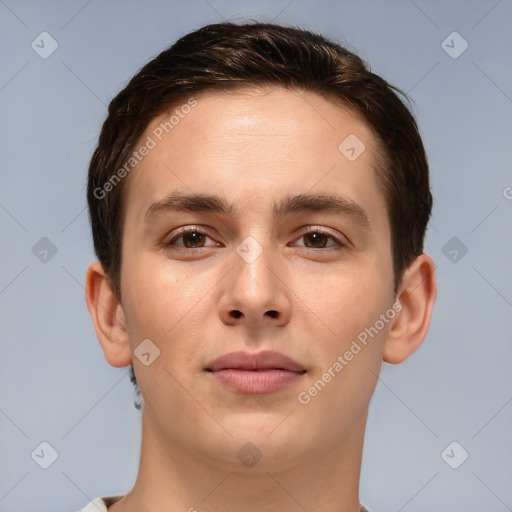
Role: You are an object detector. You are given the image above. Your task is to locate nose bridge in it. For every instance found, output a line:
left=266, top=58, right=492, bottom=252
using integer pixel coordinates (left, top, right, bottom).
left=233, top=234, right=276, bottom=303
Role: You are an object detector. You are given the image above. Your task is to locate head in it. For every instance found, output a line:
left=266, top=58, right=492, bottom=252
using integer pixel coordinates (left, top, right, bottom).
left=85, top=21, right=435, bottom=467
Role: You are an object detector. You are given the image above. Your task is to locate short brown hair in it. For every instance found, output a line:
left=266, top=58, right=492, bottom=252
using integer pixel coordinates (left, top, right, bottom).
left=87, top=21, right=432, bottom=401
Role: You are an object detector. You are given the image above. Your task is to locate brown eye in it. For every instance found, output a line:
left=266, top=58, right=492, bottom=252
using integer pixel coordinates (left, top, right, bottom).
left=303, top=232, right=331, bottom=248
left=295, top=229, right=343, bottom=249
left=166, top=228, right=216, bottom=249
left=181, top=231, right=206, bottom=248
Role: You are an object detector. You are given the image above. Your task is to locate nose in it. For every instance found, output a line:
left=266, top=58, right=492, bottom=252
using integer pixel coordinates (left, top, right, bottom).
left=218, top=237, right=292, bottom=330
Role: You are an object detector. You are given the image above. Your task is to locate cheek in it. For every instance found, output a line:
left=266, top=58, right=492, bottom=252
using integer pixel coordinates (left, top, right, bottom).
left=120, top=252, right=174, bottom=337
left=121, top=251, right=212, bottom=347
left=296, top=261, right=388, bottom=338
left=296, top=260, right=394, bottom=415
left=297, top=268, right=391, bottom=430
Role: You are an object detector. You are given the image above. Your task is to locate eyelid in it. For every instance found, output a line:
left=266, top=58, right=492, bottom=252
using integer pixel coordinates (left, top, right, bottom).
left=165, top=225, right=218, bottom=247
left=293, top=226, right=348, bottom=248
left=164, top=225, right=348, bottom=249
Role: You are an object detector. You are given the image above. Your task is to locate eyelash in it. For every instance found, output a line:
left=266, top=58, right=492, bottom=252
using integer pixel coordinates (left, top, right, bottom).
left=164, top=226, right=347, bottom=250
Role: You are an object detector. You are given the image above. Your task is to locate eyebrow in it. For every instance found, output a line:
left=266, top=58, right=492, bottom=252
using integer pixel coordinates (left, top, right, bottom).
left=145, top=191, right=371, bottom=230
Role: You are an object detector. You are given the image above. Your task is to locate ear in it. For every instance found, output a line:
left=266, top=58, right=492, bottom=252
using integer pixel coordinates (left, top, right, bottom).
left=383, top=253, right=437, bottom=364
left=85, top=260, right=132, bottom=367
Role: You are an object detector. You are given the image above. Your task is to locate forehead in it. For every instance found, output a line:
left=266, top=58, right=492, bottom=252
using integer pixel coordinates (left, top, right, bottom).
left=145, top=86, right=376, bottom=158
left=123, top=87, right=387, bottom=231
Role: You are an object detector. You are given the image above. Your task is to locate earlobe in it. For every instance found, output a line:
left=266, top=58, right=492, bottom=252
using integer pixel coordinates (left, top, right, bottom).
left=85, top=261, right=133, bottom=368
left=383, top=253, right=437, bottom=364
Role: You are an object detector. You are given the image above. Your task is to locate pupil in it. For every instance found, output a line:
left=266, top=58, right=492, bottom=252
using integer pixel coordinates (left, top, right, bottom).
left=186, top=232, right=203, bottom=247
left=307, top=232, right=325, bottom=248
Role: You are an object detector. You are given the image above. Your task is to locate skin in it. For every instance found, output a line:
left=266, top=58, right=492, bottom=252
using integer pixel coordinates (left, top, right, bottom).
left=86, top=86, right=436, bottom=512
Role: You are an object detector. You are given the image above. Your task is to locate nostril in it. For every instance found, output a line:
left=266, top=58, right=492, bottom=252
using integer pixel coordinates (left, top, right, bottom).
left=266, top=310, right=278, bottom=318
left=231, top=310, right=243, bottom=318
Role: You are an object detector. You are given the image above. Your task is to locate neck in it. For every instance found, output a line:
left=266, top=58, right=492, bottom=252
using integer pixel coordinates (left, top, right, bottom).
left=112, top=409, right=368, bottom=512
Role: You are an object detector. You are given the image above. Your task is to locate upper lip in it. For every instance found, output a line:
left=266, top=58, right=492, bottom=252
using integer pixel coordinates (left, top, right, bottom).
left=205, top=350, right=305, bottom=372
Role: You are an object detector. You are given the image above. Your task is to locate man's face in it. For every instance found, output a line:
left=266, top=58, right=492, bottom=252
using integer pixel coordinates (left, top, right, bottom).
left=119, top=87, right=396, bottom=470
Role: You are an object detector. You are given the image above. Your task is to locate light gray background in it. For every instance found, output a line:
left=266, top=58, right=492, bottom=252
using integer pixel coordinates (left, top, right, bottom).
left=1, top=1, right=511, bottom=511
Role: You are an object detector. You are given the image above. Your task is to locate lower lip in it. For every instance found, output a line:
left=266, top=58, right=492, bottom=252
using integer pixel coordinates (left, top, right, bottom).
left=209, top=369, right=305, bottom=394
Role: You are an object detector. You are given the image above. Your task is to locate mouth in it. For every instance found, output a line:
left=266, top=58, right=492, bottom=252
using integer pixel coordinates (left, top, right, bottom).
left=205, top=350, right=306, bottom=394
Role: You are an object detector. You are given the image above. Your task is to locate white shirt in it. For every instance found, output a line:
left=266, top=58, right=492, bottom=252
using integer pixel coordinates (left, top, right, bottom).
left=79, top=496, right=370, bottom=511
left=78, top=496, right=123, bottom=511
